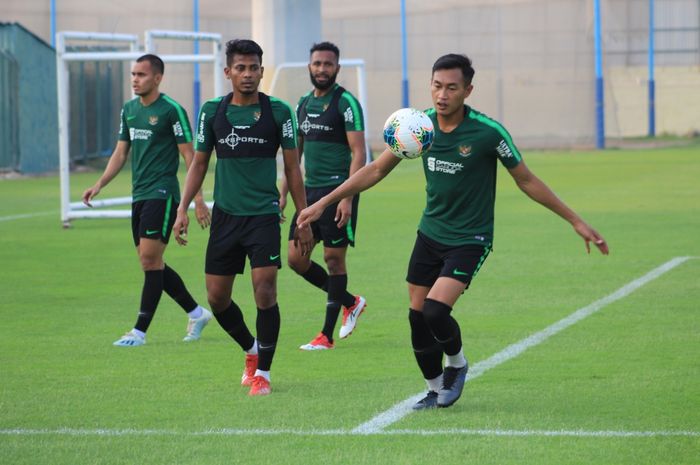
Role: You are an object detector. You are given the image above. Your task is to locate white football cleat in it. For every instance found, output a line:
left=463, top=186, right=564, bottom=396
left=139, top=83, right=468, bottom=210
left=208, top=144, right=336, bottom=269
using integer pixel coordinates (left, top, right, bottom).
left=183, top=308, right=213, bottom=342
left=339, top=296, right=366, bottom=339
left=113, top=330, right=145, bottom=347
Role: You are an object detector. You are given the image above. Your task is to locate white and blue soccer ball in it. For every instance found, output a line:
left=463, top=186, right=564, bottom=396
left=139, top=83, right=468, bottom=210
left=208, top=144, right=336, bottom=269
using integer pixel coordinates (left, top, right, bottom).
left=382, top=108, right=435, bottom=159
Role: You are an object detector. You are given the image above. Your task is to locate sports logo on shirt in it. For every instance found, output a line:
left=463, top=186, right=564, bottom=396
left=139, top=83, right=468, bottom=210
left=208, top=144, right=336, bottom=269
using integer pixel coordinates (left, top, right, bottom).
left=148, top=115, right=159, bottom=126
left=496, top=139, right=514, bottom=158
left=282, top=119, right=295, bottom=139
left=218, top=128, right=268, bottom=149
left=172, top=122, right=184, bottom=137
left=427, top=157, right=464, bottom=174
left=299, top=116, right=331, bottom=135
left=253, top=111, right=261, bottom=121
left=343, top=107, right=354, bottom=124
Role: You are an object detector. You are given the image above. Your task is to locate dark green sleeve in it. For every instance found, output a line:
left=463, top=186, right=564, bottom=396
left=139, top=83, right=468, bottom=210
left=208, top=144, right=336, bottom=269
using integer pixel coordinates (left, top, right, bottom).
left=194, top=99, right=221, bottom=153
left=270, top=97, right=298, bottom=150
left=118, top=104, right=130, bottom=142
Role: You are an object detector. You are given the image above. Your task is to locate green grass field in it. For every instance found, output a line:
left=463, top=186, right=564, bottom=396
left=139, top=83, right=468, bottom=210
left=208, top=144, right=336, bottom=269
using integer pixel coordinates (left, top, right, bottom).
left=1, top=144, right=698, bottom=464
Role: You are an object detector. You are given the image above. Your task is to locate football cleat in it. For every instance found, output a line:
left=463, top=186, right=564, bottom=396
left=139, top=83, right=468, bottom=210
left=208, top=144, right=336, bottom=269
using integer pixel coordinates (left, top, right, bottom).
left=113, top=330, right=145, bottom=347
left=299, top=332, right=334, bottom=351
left=339, top=295, right=366, bottom=339
left=437, top=364, right=469, bottom=408
left=183, top=308, right=213, bottom=342
left=241, top=354, right=259, bottom=386
left=412, top=391, right=439, bottom=410
left=248, top=376, right=271, bottom=396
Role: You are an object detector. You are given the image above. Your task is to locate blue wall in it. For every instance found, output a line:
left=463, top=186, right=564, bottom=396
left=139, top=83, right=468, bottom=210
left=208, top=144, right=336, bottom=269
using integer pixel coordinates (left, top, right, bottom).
left=0, top=23, right=59, bottom=174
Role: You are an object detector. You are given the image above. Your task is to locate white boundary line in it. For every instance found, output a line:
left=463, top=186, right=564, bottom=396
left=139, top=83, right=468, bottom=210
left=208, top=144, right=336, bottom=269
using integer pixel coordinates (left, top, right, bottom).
left=0, top=211, right=55, bottom=222
left=352, top=256, right=696, bottom=434
left=1, top=427, right=697, bottom=438
left=0, top=257, right=696, bottom=439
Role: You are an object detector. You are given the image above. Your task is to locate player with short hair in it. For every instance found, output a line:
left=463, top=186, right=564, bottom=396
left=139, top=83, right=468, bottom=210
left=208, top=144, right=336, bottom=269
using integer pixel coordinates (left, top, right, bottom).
left=173, top=39, right=314, bottom=396
left=280, top=41, right=367, bottom=351
left=82, top=53, right=212, bottom=347
left=297, top=53, right=609, bottom=409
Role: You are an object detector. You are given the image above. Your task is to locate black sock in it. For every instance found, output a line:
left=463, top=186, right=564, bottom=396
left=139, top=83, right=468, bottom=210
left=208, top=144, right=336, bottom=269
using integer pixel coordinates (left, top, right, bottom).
left=321, top=274, right=347, bottom=340
left=422, top=298, right=462, bottom=356
left=213, top=301, right=255, bottom=351
left=256, top=304, right=280, bottom=372
left=301, top=261, right=328, bottom=291
left=162, top=264, right=198, bottom=313
left=134, top=269, right=164, bottom=333
left=409, top=309, right=443, bottom=381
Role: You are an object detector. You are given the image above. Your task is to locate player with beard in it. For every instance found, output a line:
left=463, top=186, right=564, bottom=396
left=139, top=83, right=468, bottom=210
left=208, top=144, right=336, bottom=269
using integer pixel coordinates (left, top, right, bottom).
left=174, top=39, right=314, bottom=396
left=280, top=42, right=368, bottom=351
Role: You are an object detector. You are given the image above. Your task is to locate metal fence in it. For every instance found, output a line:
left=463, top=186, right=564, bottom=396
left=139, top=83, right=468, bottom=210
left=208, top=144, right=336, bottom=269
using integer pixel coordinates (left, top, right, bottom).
left=0, top=49, right=19, bottom=171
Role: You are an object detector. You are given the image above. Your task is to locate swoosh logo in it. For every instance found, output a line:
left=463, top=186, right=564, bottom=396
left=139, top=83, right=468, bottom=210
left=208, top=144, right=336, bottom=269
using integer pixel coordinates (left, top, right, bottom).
left=452, top=268, right=468, bottom=276
left=146, top=229, right=159, bottom=235
left=269, top=254, right=280, bottom=260
left=127, top=116, right=137, bottom=121
left=331, top=238, right=344, bottom=245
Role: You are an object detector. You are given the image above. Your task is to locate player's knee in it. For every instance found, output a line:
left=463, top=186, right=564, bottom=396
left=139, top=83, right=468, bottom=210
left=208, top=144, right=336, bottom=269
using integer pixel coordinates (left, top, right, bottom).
left=206, top=287, right=229, bottom=312
left=287, top=255, right=307, bottom=274
left=139, top=255, right=163, bottom=271
left=422, top=298, right=452, bottom=327
left=254, top=281, right=277, bottom=309
left=324, top=257, right=345, bottom=275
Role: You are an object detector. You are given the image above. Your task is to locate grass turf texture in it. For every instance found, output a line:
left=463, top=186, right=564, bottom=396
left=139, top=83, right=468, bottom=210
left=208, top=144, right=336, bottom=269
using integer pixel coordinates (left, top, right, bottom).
left=1, top=144, right=698, bottom=464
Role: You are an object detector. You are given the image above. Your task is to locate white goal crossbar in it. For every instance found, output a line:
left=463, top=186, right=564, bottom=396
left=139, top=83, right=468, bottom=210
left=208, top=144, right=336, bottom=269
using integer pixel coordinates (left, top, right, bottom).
left=57, top=30, right=224, bottom=226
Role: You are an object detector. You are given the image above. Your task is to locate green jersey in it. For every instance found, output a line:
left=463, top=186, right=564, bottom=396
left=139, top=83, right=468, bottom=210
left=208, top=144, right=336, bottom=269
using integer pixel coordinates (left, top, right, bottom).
left=296, top=84, right=364, bottom=187
left=195, top=93, right=297, bottom=216
left=117, top=93, right=192, bottom=202
left=418, top=105, right=522, bottom=246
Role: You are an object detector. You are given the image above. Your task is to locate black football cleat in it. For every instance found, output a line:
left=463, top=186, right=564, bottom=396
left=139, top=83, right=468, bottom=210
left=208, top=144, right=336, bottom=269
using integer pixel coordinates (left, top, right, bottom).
left=412, top=391, right=438, bottom=410
left=437, top=364, right=468, bottom=408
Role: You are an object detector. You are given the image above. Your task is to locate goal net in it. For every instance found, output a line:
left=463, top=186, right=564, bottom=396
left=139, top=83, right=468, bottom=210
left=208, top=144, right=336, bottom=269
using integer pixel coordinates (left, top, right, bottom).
left=57, top=30, right=224, bottom=226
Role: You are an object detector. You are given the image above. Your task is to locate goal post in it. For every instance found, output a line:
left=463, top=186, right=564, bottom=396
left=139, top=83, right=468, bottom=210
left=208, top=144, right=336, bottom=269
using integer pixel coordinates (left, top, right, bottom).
left=56, top=30, right=224, bottom=227
left=267, top=59, right=372, bottom=164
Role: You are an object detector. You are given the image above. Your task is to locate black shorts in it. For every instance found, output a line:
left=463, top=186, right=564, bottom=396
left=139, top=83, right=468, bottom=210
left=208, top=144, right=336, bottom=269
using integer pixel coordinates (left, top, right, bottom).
left=205, top=205, right=281, bottom=276
left=288, top=186, right=359, bottom=248
left=131, top=197, right=177, bottom=246
left=406, top=231, right=491, bottom=288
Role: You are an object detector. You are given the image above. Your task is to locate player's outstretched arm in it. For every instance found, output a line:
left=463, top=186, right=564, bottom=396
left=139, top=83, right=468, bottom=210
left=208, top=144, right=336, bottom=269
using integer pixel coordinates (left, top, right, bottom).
left=335, top=130, right=368, bottom=227
left=82, top=140, right=130, bottom=207
left=297, top=149, right=401, bottom=228
left=173, top=150, right=211, bottom=246
left=507, top=161, right=609, bottom=255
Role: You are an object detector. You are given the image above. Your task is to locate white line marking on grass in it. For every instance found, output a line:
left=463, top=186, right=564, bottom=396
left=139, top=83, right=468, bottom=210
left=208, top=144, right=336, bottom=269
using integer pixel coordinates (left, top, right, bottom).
left=0, top=211, right=55, bottom=222
left=352, top=256, right=695, bottom=434
left=1, top=427, right=698, bottom=438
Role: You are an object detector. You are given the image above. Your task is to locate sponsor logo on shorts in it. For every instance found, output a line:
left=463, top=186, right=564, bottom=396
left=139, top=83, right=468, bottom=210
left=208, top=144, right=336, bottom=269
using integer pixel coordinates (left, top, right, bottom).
left=331, top=238, right=344, bottom=245
left=269, top=254, right=280, bottom=260
left=146, top=229, right=159, bottom=235
left=452, top=268, right=468, bottom=276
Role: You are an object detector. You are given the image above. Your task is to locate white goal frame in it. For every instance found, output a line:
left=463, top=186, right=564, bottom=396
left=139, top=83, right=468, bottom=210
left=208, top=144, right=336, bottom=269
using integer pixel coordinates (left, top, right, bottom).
left=268, top=59, right=372, bottom=164
left=56, top=30, right=224, bottom=227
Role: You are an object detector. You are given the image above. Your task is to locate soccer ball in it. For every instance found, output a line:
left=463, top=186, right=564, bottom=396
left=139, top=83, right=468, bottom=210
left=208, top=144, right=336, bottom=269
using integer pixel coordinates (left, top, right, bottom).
left=382, top=108, right=435, bottom=159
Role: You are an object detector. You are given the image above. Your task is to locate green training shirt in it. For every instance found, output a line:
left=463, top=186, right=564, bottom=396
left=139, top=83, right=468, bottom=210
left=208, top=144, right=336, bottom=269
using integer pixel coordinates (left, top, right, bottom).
left=297, top=84, right=364, bottom=187
left=118, top=93, right=192, bottom=202
left=195, top=94, right=297, bottom=216
left=418, top=105, right=522, bottom=247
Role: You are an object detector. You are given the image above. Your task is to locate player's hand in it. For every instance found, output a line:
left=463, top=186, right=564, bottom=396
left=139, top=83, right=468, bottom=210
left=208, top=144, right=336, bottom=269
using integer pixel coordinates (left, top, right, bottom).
left=194, top=199, right=211, bottom=229
left=296, top=204, right=323, bottom=229
left=293, top=223, right=315, bottom=256
left=335, top=197, right=353, bottom=228
left=279, top=194, right=288, bottom=224
left=81, top=185, right=101, bottom=207
left=573, top=220, right=609, bottom=255
left=173, top=209, right=190, bottom=246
